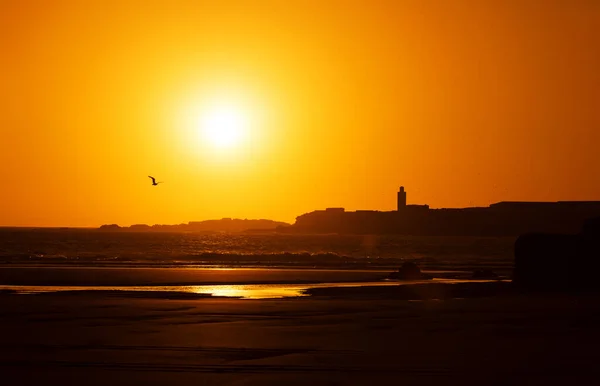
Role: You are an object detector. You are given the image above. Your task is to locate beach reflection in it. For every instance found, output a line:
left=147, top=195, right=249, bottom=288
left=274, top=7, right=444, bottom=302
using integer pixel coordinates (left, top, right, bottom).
left=0, top=279, right=503, bottom=299
left=190, top=285, right=310, bottom=298
left=0, top=282, right=396, bottom=299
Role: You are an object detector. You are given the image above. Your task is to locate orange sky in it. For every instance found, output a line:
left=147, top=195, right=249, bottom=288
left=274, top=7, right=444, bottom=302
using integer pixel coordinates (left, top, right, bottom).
left=1, top=0, right=599, bottom=227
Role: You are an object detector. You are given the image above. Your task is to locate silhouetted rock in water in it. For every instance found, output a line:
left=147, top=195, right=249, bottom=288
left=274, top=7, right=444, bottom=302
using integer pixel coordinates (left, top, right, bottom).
left=472, top=269, right=499, bottom=279
left=514, top=216, right=600, bottom=291
left=388, top=262, right=432, bottom=280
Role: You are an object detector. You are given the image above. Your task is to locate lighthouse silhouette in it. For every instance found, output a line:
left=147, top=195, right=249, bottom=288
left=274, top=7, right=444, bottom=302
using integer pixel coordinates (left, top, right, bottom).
left=397, top=186, right=407, bottom=211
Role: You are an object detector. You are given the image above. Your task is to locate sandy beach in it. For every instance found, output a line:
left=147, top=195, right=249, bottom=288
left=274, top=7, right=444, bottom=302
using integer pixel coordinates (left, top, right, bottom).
left=2, top=289, right=600, bottom=386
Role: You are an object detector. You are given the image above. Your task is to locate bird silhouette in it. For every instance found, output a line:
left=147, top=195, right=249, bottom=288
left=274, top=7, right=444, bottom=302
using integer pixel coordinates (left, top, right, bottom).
left=148, top=176, right=163, bottom=186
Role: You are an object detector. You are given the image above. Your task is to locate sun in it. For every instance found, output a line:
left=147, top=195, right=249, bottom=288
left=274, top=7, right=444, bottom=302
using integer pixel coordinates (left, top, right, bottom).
left=200, top=106, right=248, bottom=149
left=177, top=92, right=266, bottom=160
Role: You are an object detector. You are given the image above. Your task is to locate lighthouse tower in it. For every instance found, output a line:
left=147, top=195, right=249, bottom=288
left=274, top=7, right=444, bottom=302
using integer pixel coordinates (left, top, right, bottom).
left=397, top=186, right=407, bottom=211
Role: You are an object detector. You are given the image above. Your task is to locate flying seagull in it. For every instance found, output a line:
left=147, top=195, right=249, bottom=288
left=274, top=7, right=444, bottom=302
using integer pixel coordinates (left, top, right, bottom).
left=148, top=176, right=163, bottom=186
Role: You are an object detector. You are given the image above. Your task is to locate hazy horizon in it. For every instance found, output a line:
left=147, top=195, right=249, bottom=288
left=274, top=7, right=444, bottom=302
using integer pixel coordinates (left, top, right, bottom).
left=2, top=0, right=599, bottom=227
left=0, top=217, right=291, bottom=229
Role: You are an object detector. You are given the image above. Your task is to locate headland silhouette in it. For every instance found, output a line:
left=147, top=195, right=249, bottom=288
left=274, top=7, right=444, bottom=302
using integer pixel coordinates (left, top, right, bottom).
left=281, top=186, right=600, bottom=236
left=99, top=218, right=289, bottom=232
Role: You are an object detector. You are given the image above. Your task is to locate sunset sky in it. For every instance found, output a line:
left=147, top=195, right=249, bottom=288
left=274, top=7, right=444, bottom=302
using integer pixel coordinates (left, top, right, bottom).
left=1, top=0, right=599, bottom=227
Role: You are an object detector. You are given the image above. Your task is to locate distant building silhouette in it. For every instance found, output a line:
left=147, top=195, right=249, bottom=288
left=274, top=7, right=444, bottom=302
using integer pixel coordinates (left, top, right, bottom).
left=285, top=186, right=600, bottom=236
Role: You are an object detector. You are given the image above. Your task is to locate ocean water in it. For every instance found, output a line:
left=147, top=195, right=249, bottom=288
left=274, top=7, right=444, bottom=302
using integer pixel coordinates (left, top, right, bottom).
left=0, top=228, right=515, bottom=272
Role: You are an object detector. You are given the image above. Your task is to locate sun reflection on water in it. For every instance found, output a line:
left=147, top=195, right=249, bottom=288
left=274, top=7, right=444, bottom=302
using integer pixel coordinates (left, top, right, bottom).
left=190, top=285, right=308, bottom=299
left=0, top=282, right=393, bottom=299
left=0, top=279, right=504, bottom=299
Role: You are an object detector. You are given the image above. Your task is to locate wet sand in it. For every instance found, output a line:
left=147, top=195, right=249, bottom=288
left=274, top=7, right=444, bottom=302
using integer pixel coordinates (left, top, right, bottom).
left=1, top=289, right=600, bottom=385
left=0, top=267, right=391, bottom=286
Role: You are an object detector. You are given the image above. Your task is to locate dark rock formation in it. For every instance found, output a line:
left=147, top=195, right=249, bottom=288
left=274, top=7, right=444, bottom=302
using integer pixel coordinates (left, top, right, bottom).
left=514, top=216, right=600, bottom=290
left=389, top=262, right=432, bottom=280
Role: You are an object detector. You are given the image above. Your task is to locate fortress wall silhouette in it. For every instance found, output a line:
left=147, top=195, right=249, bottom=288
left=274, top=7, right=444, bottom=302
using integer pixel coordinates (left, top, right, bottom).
left=288, top=187, right=600, bottom=236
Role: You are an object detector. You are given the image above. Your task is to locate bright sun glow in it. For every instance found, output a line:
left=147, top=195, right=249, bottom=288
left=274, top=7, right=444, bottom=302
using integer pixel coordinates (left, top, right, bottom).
left=201, top=106, right=248, bottom=149
left=178, top=91, right=267, bottom=162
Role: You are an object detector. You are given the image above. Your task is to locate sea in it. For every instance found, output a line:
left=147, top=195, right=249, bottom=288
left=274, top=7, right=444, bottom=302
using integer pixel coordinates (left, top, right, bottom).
left=0, top=228, right=515, bottom=298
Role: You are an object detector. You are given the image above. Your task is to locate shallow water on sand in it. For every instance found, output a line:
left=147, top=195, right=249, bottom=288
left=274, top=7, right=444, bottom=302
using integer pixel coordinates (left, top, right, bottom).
left=0, top=279, right=503, bottom=299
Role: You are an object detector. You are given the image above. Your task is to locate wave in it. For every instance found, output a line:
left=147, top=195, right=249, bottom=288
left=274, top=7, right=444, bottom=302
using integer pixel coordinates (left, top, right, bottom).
left=0, top=230, right=515, bottom=271
left=0, top=252, right=513, bottom=273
